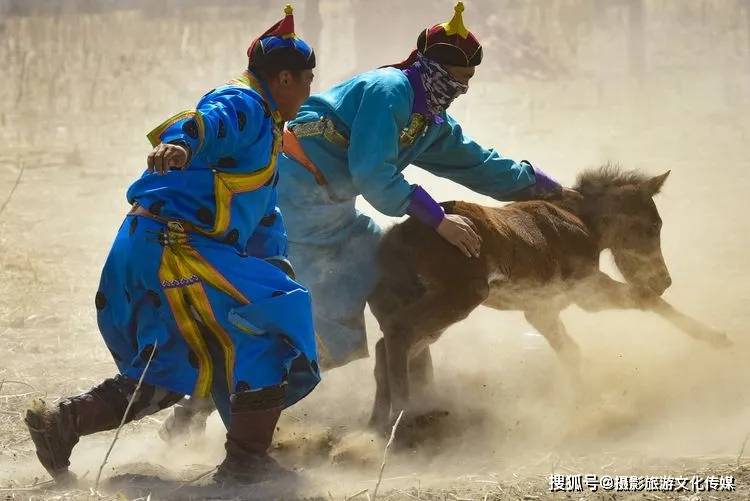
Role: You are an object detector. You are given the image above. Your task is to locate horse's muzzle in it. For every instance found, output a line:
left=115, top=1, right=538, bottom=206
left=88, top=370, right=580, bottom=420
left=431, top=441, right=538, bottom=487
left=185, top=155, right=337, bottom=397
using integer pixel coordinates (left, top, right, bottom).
left=648, top=272, right=672, bottom=296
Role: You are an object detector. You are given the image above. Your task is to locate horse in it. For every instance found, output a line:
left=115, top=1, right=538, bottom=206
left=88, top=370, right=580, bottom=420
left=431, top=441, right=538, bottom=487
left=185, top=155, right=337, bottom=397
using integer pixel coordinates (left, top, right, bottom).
left=367, top=165, right=730, bottom=431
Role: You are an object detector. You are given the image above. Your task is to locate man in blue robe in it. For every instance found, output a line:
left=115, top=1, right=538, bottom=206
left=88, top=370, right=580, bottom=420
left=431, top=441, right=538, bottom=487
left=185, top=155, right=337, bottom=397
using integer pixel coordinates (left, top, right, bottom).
left=279, top=1, right=568, bottom=369
left=24, top=5, right=319, bottom=485
left=159, top=0, right=575, bottom=440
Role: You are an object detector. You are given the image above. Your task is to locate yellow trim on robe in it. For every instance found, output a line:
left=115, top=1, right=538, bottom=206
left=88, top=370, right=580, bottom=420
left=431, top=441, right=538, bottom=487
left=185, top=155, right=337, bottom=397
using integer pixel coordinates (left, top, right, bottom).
left=181, top=245, right=250, bottom=304
left=184, top=70, right=284, bottom=239
left=144, top=70, right=288, bottom=396
left=145, top=72, right=283, bottom=241
left=186, top=283, right=236, bottom=392
left=228, top=71, right=284, bottom=126
left=146, top=109, right=206, bottom=150
left=159, top=236, right=252, bottom=396
left=159, top=256, right=214, bottom=397
left=202, top=124, right=282, bottom=238
left=161, top=236, right=250, bottom=305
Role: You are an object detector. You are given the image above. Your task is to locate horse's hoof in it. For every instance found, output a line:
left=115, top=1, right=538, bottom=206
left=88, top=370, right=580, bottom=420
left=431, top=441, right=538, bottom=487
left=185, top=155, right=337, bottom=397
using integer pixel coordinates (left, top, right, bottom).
left=52, top=471, right=78, bottom=489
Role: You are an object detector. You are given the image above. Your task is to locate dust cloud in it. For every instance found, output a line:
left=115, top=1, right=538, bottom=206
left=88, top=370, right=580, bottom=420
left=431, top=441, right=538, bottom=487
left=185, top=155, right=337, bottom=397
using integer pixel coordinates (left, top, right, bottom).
left=0, top=0, right=749, bottom=499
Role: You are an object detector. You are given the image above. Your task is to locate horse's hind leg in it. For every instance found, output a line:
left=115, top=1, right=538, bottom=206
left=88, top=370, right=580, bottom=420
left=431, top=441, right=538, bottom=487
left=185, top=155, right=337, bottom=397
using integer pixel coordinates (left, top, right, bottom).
left=383, top=332, right=411, bottom=420
left=368, top=273, right=420, bottom=432
left=385, top=280, right=490, bottom=419
left=368, top=337, right=391, bottom=432
left=523, top=308, right=582, bottom=384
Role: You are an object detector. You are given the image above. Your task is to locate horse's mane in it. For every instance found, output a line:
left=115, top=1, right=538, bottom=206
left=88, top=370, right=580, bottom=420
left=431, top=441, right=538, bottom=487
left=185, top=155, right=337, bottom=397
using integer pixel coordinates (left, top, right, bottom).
left=574, top=163, right=655, bottom=195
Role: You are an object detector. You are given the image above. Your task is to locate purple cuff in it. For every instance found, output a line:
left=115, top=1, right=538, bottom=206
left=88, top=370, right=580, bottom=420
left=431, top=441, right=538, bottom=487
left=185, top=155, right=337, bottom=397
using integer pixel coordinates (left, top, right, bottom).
left=407, top=185, right=445, bottom=228
left=509, top=161, right=562, bottom=200
left=530, top=163, right=562, bottom=194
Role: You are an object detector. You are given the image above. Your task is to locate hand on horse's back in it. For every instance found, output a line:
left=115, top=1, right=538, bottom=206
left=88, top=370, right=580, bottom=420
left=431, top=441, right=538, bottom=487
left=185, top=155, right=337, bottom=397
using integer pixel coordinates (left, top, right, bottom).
left=436, top=214, right=482, bottom=259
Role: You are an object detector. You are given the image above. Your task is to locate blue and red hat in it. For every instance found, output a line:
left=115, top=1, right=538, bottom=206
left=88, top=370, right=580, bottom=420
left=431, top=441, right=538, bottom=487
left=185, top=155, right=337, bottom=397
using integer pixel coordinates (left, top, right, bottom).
left=247, top=4, right=316, bottom=71
left=391, top=2, right=482, bottom=69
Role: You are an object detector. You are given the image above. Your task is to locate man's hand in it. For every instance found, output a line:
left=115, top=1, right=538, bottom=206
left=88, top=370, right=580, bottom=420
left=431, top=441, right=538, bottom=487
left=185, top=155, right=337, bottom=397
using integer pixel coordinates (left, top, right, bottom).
left=436, top=214, right=482, bottom=258
left=147, top=143, right=189, bottom=175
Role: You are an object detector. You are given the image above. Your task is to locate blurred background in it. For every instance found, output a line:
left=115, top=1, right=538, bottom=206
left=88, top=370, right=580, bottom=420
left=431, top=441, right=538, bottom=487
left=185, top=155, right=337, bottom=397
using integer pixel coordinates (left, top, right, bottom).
left=1, top=0, right=749, bottom=495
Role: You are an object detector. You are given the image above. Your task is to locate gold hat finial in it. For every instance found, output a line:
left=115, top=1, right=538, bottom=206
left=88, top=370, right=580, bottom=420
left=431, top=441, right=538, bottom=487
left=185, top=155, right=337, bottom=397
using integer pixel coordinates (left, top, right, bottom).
left=284, top=4, right=293, bottom=15
left=441, top=1, right=469, bottom=39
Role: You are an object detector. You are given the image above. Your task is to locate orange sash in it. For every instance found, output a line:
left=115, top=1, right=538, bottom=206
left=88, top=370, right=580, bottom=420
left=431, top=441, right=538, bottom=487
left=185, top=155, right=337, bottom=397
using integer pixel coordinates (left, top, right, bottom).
left=282, top=126, right=328, bottom=186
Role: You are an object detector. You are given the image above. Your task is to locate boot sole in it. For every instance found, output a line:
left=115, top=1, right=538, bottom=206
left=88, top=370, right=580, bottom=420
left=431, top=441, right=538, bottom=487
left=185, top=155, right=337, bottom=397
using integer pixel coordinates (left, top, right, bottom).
left=213, top=459, right=297, bottom=485
left=24, top=398, right=76, bottom=483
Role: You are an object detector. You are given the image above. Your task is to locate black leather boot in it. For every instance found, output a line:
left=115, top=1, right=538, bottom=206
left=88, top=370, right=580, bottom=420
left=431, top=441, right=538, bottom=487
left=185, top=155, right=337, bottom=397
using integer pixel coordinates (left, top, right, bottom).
left=25, top=381, right=123, bottom=481
left=213, top=384, right=293, bottom=485
left=25, top=375, right=182, bottom=482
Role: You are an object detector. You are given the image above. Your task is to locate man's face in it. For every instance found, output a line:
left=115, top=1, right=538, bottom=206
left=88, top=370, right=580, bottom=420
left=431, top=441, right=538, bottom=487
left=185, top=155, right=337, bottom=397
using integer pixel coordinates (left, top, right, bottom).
left=443, top=64, right=476, bottom=88
left=276, top=69, right=314, bottom=120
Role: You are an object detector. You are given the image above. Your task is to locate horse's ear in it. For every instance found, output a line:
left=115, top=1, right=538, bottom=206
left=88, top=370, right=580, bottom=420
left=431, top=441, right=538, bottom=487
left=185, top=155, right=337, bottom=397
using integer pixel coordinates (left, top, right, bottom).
left=643, top=170, right=671, bottom=196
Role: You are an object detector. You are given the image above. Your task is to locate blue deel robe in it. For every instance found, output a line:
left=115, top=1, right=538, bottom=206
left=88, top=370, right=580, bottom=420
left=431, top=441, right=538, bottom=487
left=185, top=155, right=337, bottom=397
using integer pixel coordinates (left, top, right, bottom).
left=98, top=71, right=319, bottom=425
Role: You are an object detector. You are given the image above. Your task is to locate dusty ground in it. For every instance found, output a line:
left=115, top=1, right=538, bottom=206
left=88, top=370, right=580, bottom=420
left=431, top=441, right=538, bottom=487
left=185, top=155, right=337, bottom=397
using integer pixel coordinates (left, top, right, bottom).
left=1, top=1, right=750, bottom=500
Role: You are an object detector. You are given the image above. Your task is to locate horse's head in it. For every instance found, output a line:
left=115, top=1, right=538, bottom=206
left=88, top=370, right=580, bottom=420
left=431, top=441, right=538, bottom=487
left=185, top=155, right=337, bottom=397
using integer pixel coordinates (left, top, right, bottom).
left=576, top=165, right=672, bottom=296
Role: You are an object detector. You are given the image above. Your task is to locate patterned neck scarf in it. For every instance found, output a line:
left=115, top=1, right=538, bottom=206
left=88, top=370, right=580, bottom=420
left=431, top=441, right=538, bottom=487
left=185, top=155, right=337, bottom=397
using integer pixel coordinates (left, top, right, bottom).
left=413, top=54, right=469, bottom=118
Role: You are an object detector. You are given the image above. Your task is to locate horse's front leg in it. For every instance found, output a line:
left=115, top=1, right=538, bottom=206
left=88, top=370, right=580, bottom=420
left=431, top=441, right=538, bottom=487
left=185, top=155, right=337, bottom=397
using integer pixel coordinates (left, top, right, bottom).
left=383, top=331, right=412, bottom=422
left=649, top=297, right=731, bottom=348
left=523, top=308, right=582, bottom=384
left=572, top=272, right=730, bottom=347
left=571, top=271, right=644, bottom=311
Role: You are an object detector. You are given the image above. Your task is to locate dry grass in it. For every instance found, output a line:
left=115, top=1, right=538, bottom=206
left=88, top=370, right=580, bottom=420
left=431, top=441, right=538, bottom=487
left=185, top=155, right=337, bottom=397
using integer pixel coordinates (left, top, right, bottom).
left=1, top=1, right=750, bottom=500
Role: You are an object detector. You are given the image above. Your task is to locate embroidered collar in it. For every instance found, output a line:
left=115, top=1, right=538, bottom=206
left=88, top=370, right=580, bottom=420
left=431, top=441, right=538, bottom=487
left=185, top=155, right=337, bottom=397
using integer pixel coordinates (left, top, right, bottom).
left=230, top=70, right=283, bottom=125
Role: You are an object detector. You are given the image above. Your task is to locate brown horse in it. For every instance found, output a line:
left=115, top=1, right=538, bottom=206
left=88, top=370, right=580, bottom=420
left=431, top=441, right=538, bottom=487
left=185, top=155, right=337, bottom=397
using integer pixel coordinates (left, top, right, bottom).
left=368, top=165, right=730, bottom=431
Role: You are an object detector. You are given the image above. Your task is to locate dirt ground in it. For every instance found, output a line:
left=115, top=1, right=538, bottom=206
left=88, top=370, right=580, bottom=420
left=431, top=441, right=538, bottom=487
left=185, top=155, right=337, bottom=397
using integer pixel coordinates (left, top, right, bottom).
left=1, top=1, right=750, bottom=500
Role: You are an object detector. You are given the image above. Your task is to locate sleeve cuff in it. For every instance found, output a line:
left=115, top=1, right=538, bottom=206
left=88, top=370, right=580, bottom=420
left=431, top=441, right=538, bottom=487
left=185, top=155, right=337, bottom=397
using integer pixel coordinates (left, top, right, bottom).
left=508, top=161, right=562, bottom=201
left=526, top=160, right=562, bottom=194
left=407, top=185, right=445, bottom=228
left=146, top=110, right=205, bottom=155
